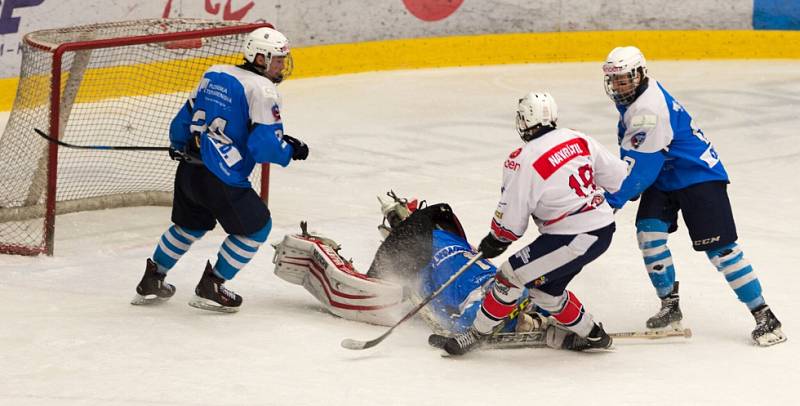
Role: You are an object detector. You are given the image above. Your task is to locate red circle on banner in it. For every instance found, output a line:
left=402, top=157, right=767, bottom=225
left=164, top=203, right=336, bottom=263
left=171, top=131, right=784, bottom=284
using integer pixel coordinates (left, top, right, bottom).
left=402, top=0, right=464, bottom=22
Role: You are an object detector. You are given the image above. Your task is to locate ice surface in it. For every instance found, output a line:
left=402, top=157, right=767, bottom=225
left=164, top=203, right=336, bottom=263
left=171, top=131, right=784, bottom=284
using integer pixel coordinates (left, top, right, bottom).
left=1, top=60, right=798, bottom=405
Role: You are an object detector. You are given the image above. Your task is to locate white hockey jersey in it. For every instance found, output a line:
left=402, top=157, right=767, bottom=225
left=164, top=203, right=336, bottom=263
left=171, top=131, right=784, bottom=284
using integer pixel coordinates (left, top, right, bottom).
left=490, top=128, right=627, bottom=239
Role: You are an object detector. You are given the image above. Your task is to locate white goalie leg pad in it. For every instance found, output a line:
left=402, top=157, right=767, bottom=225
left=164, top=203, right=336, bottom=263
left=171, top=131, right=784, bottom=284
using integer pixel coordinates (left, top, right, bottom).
left=272, top=234, right=316, bottom=285
left=273, top=234, right=408, bottom=326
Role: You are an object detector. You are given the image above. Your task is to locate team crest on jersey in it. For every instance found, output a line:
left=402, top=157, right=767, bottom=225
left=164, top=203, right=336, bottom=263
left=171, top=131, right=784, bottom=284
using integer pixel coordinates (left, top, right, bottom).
left=272, top=104, right=281, bottom=121
left=631, top=132, right=647, bottom=149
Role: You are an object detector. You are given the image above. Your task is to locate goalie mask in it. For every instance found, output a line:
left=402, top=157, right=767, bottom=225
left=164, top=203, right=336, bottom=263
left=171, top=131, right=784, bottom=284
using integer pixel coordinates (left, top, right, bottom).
left=603, top=46, right=648, bottom=106
left=243, top=27, right=293, bottom=83
left=377, top=191, right=419, bottom=238
left=516, top=92, right=558, bottom=142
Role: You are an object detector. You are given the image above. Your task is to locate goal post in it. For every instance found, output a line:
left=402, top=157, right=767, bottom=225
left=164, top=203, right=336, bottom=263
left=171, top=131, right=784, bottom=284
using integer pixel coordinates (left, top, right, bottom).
left=0, top=19, right=273, bottom=256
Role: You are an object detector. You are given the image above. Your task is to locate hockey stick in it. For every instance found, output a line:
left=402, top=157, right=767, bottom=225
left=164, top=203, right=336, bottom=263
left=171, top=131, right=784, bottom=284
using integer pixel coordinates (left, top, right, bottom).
left=610, top=328, right=692, bottom=340
left=341, top=252, right=484, bottom=350
left=34, top=128, right=170, bottom=151
left=431, top=327, right=692, bottom=350
left=485, top=328, right=692, bottom=350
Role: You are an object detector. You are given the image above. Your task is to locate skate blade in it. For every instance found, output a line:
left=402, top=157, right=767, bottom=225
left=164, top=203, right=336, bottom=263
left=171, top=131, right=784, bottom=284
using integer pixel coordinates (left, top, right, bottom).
left=130, top=293, right=170, bottom=305
left=188, top=295, right=239, bottom=313
left=755, top=329, right=787, bottom=347
left=648, top=321, right=685, bottom=332
left=579, top=344, right=616, bottom=353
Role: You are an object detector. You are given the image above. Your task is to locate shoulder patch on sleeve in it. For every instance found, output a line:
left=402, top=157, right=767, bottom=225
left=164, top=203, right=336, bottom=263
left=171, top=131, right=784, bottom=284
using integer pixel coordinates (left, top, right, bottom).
left=630, top=114, right=657, bottom=129
left=631, top=132, right=647, bottom=149
left=262, top=85, right=278, bottom=99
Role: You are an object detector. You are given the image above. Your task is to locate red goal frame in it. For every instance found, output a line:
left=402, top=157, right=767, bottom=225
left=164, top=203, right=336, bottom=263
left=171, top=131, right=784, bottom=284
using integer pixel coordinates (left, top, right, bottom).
left=8, top=21, right=272, bottom=256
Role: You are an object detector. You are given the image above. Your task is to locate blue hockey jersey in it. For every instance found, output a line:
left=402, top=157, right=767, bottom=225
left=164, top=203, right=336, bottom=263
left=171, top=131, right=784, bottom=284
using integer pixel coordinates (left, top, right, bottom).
left=169, top=65, right=295, bottom=188
left=419, top=229, right=524, bottom=333
left=605, top=80, right=729, bottom=208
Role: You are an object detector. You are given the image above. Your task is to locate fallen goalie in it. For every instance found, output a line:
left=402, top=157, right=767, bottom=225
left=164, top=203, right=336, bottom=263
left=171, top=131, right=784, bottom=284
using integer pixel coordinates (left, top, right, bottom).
left=271, top=191, right=689, bottom=351
left=271, top=191, right=594, bottom=349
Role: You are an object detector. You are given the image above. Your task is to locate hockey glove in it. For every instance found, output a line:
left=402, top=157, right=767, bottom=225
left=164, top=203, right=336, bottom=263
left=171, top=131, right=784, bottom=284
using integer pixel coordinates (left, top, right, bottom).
left=168, top=147, right=185, bottom=161
left=478, top=233, right=511, bottom=259
left=283, top=134, right=309, bottom=160
left=168, top=146, right=202, bottom=165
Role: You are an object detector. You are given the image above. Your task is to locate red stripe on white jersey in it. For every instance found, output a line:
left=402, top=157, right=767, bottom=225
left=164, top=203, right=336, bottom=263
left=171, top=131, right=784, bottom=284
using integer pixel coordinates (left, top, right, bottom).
left=542, top=203, right=597, bottom=226
left=532, top=138, right=590, bottom=180
left=491, top=218, right=521, bottom=242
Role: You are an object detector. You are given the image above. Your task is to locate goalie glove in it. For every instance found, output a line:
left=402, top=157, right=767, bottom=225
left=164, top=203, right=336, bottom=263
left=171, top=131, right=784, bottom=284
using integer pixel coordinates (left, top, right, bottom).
left=478, top=233, right=511, bottom=259
left=283, top=134, right=309, bottom=160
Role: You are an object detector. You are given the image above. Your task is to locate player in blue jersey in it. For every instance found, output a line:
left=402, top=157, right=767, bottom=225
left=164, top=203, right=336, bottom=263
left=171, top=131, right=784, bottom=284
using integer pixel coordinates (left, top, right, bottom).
left=601, top=46, right=785, bottom=346
left=132, top=27, right=309, bottom=313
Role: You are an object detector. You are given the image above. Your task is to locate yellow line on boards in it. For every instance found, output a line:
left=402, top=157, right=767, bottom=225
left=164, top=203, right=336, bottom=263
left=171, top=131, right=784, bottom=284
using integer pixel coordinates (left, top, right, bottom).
left=1, top=30, right=798, bottom=111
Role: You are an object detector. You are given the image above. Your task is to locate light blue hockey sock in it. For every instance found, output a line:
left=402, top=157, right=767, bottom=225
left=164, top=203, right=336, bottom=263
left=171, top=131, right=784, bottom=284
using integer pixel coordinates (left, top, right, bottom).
left=213, top=219, right=271, bottom=280
left=706, top=243, right=764, bottom=310
left=152, top=225, right=207, bottom=274
left=636, top=219, right=676, bottom=298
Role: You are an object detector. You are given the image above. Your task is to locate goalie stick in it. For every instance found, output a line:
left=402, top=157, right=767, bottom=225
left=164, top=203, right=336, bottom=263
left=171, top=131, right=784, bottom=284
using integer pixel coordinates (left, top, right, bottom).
left=429, top=327, right=693, bottom=350
left=34, top=128, right=170, bottom=151
left=341, top=252, right=484, bottom=351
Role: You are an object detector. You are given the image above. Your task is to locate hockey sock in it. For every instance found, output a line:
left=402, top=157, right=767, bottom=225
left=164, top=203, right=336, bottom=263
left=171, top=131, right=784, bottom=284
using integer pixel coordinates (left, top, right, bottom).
left=473, top=264, right=524, bottom=334
left=213, top=219, right=271, bottom=280
left=636, top=219, right=676, bottom=298
left=706, top=243, right=764, bottom=310
left=152, top=225, right=207, bottom=274
left=531, top=289, right=594, bottom=337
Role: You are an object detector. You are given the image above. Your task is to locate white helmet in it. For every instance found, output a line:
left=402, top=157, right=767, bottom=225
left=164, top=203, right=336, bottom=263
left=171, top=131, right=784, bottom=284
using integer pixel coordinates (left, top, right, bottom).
left=243, top=27, right=293, bottom=81
left=516, top=92, right=558, bottom=142
left=603, top=46, right=648, bottom=105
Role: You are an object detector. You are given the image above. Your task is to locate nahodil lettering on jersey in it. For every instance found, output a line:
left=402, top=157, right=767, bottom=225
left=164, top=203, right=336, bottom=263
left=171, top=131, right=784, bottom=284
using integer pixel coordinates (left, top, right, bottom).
left=533, top=138, right=590, bottom=179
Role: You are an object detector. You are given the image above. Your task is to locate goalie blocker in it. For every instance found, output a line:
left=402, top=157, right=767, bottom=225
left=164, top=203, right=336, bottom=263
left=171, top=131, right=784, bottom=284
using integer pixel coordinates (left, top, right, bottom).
left=272, top=229, right=407, bottom=326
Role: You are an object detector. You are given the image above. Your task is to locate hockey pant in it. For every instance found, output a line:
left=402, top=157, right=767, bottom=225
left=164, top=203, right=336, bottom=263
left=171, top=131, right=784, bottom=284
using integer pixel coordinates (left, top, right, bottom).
left=471, top=225, right=613, bottom=338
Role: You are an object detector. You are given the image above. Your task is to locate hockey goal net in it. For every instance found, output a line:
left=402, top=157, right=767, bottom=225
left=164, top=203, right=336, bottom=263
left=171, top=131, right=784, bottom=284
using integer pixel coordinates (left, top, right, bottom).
left=0, top=19, right=272, bottom=256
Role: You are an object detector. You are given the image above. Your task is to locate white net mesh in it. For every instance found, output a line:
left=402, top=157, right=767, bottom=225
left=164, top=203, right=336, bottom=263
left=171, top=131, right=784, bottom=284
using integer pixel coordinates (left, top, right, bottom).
left=0, top=19, right=269, bottom=255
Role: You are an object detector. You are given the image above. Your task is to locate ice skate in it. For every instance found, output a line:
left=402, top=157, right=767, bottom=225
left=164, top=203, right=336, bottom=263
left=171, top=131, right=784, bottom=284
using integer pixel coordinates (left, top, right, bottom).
left=647, top=281, right=683, bottom=330
left=131, top=258, right=175, bottom=305
left=443, top=327, right=487, bottom=356
left=188, top=262, right=242, bottom=313
left=561, top=323, right=613, bottom=352
left=751, top=305, right=786, bottom=347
